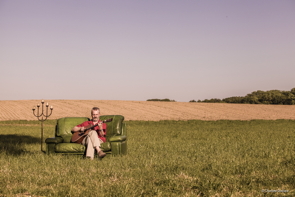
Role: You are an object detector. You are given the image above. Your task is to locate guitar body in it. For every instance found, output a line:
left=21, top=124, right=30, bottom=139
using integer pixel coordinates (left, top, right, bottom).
left=71, top=118, right=113, bottom=144
left=71, top=129, right=91, bottom=144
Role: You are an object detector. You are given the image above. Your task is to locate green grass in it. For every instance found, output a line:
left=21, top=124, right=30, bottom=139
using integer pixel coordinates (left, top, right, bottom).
left=0, top=119, right=294, bottom=196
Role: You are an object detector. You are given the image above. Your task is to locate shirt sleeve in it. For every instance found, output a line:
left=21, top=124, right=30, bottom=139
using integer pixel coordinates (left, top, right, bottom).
left=76, top=121, right=91, bottom=127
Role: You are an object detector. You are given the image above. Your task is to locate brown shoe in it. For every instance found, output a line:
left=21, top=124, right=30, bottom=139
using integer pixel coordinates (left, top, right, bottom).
left=98, top=150, right=106, bottom=158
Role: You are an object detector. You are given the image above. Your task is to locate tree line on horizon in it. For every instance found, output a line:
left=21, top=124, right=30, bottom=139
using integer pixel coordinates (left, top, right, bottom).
left=147, top=98, right=176, bottom=102
left=193, top=88, right=295, bottom=105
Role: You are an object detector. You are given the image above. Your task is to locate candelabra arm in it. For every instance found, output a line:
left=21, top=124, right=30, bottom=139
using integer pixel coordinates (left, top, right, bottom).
left=45, top=109, right=53, bottom=118
left=32, top=108, right=44, bottom=118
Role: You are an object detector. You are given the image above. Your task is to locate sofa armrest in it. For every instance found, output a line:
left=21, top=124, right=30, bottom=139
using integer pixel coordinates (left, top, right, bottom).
left=45, top=137, right=63, bottom=144
left=109, top=135, right=127, bottom=142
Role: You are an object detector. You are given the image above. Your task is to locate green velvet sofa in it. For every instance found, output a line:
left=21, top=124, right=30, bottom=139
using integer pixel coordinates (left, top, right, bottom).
left=45, top=115, right=127, bottom=156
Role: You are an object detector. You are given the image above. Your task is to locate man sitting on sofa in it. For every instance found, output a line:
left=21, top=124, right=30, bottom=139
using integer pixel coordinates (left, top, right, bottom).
left=71, top=107, right=106, bottom=159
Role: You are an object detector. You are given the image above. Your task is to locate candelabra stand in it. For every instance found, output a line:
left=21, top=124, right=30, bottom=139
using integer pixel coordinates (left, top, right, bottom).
left=32, top=100, right=53, bottom=153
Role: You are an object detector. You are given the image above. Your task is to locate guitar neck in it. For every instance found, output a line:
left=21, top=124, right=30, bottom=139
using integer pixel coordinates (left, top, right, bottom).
left=86, top=118, right=112, bottom=131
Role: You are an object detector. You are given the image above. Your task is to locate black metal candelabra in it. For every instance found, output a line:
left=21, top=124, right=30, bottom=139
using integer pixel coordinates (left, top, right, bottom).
left=32, top=100, right=53, bottom=153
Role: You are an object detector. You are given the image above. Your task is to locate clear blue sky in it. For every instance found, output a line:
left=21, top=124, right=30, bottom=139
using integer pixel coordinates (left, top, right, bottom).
left=1, top=0, right=294, bottom=102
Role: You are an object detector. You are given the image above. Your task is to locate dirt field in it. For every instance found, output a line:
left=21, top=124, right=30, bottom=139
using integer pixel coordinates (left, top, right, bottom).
left=0, top=100, right=295, bottom=121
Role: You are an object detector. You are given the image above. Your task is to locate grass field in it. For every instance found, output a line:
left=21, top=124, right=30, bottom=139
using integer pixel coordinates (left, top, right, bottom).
left=0, top=119, right=294, bottom=196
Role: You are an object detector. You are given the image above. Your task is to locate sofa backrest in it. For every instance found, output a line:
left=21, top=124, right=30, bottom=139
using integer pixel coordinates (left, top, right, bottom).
left=99, top=115, right=125, bottom=140
left=56, top=117, right=89, bottom=143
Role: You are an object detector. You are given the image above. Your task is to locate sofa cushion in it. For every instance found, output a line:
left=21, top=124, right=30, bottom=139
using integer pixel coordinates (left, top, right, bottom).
left=55, top=143, right=85, bottom=153
left=55, top=142, right=111, bottom=153
left=100, top=142, right=111, bottom=151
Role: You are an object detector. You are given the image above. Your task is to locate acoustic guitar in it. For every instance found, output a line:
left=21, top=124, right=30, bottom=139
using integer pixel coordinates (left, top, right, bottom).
left=71, top=118, right=113, bottom=144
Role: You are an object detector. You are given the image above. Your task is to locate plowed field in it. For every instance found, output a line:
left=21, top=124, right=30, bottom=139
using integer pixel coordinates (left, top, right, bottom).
left=0, top=100, right=295, bottom=121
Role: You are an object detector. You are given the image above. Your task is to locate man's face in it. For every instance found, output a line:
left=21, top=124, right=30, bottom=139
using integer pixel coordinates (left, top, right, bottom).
left=91, top=110, right=100, bottom=122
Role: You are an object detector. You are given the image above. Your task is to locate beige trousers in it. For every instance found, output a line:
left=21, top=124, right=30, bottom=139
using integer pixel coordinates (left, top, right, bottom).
left=82, top=130, right=103, bottom=159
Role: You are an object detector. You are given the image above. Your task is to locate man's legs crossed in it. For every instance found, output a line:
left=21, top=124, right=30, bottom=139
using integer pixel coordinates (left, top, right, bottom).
left=82, top=130, right=105, bottom=159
